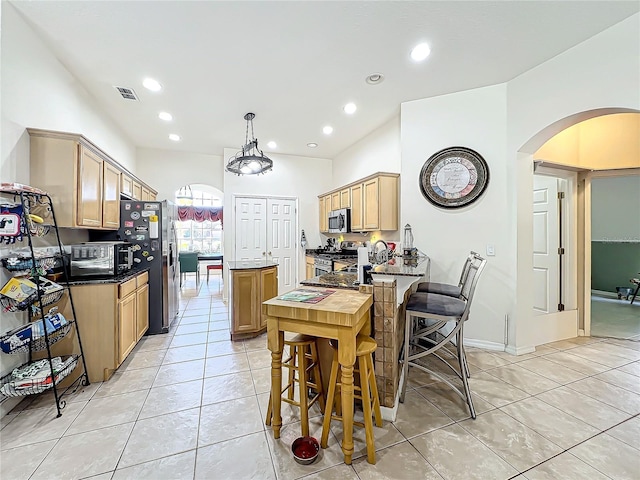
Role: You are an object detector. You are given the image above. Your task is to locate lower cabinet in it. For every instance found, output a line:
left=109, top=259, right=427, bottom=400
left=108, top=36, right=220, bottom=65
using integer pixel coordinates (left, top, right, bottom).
left=229, top=265, right=278, bottom=340
left=305, top=256, right=315, bottom=279
left=68, top=271, right=150, bottom=382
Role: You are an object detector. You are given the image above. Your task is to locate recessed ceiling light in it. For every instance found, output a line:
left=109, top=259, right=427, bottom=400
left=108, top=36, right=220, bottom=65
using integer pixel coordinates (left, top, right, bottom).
left=365, top=73, right=384, bottom=85
left=267, top=141, right=277, bottom=149
left=307, top=143, right=318, bottom=148
left=169, top=134, right=181, bottom=142
left=143, top=78, right=162, bottom=92
left=343, top=103, right=357, bottom=115
left=158, top=112, right=173, bottom=121
left=322, top=126, right=333, bottom=135
left=410, top=43, right=431, bottom=62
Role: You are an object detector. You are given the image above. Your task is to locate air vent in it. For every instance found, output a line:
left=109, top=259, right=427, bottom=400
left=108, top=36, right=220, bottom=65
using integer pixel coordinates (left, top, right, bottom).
left=114, top=86, right=139, bottom=101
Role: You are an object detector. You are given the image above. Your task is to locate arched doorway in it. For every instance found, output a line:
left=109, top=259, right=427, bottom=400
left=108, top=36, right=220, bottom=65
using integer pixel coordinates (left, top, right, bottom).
left=516, top=111, right=640, bottom=348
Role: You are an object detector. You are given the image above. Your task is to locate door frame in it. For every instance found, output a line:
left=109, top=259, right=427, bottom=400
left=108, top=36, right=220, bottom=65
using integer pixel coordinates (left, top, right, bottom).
left=231, top=193, right=299, bottom=294
left=579, top=167, right=640, bottom=336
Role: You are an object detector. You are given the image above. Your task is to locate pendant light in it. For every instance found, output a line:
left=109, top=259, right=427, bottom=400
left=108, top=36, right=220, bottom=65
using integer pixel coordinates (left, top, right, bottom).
left=225, top=113, right=273, bottom=176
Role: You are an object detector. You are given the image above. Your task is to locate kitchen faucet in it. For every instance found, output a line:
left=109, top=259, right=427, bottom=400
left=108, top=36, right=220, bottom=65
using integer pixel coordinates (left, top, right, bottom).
left=373, top=239, right=389, bottom=265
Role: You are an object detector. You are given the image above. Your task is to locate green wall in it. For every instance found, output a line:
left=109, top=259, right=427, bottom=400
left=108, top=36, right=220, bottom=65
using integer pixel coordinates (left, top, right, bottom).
left=591, top=241, right=640, bottom=293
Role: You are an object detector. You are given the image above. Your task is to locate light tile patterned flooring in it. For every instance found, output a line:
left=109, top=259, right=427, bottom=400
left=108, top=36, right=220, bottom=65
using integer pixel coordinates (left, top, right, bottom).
left=591, top=294, right=640, bottom=339
left=1, top=278, right=639, bottom=479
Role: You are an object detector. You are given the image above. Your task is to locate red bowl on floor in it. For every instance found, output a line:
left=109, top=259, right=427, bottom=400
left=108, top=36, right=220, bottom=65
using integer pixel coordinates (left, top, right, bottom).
left=291, top=436, right=320, bottom=465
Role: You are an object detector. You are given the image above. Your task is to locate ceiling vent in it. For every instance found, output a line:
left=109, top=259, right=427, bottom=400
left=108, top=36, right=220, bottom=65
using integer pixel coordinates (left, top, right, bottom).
left=114, top=86, right=139, bottom=101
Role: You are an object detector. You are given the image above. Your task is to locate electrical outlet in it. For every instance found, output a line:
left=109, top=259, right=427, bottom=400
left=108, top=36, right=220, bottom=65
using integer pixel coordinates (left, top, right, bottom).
left=486, top=244, right=495, bottom=256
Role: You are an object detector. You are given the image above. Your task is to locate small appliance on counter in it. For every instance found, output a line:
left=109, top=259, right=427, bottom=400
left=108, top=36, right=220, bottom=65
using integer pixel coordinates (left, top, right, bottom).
left=403, top=224, right=417, bottom=259
left=69, top=241, right=133, bottom=277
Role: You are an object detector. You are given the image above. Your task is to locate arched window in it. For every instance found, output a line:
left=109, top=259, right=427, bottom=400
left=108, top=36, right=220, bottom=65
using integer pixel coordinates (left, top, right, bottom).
left=175, top=186, right=223, bottom=253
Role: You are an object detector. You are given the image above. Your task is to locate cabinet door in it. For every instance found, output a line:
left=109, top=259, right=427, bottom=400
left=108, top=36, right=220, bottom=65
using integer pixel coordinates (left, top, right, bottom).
left=141, top=186, right=150, bottom=201
left=121, top=174, right=133, bottom=197
left=117, top=293, right=137, bottom=364
left=231, top=270, right=258, bottom=333
left=323, top=195, right=332, bottom=228
left=319, top=197, right=327, bottom=232
left=340, top=188, right=351, bottom=208
left=363, top=177, right=380, bottom=230
left=331, top=192, right=341, bottom=211
left=305, top=256, right=315, bottom=279
left=260, top=267, right=278, bottom=328
left=77, top=147, right=103, bottom=227
left=102, top=162, right=121, bottom=229
left=149, top=192, right=157, bottom=201
left=136, top=283, right=149, bottom=341
left=350, top=184, right=364, bottom=231
left=132, top=181, right=142, bottom=200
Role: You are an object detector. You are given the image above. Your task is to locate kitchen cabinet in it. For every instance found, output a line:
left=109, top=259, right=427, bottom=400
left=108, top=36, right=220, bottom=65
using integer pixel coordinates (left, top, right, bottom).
left=305, top=256, right=315, bottom=279
left=340, top=188, right=351, bottom=208
left=149, top=192, right=157, bottom=201
left=28, top=129, right=157, bottom=229
left=323, top=195, right=332, bottom=228
left=318, top=172, right=398, bottom=233
left=55, top=271, right=150, bottom=382
left=141, top=186, right=151, bottom=201
left=229, top=264, right=277, bottom=340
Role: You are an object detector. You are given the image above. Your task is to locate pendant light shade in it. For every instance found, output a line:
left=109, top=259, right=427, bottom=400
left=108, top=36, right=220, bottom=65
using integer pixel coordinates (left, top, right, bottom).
left=225, top=113, right=273, bottom=176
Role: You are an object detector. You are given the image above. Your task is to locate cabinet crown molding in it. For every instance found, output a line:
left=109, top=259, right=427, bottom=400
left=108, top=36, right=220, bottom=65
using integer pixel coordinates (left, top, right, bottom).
left=318, top=171, right=399, bottom=198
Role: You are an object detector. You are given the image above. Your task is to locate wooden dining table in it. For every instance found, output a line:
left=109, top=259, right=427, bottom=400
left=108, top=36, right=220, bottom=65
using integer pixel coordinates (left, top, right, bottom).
left=262, top=288, right=373, bottom=465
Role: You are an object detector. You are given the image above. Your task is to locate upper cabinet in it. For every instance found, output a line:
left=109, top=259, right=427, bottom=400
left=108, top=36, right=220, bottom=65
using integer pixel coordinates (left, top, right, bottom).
left=28, top=129, right=157, bottom=228
left=319, top=172, right=399, bottom=233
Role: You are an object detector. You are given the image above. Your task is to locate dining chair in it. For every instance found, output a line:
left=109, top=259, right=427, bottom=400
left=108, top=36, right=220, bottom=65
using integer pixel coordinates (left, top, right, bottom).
left=206, top=262, right=223, bottom=291
left=400, top=252, right=487, bottom=418
left=178, top=251, right=200, bottom=287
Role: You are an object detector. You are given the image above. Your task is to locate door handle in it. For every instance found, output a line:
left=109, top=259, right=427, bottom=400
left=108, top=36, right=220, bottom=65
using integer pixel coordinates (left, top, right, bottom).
left=268, top=251, right=272, bottom=256
left=262, top=252, right=266, bottom=256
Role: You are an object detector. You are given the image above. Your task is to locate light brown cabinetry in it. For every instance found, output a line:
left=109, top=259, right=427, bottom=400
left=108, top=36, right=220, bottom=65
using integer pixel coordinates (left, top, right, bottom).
left=121, top=174, right=133, bottom=197
left=64, top=271, right=150, bottom=382
left=350, top=183, right=364, bottom=231
left=229, top=264, right=278, bottom=340
left=132, top=181, right=142, bottom=201
left=102, top=162, right=121, bottom=229
left=141, top=186, right=151, bottom=201
left=340, top=188, right=351, bottom=208
left=305, top=256, right=315, bottom=279
left=76, top=147, right=104, bottom=227
left=331, top=192, right=341, bottom=211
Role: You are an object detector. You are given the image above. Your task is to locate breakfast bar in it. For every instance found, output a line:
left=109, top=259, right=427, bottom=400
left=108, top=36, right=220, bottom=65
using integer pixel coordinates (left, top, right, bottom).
left=263, top=288, right=373, bottom=465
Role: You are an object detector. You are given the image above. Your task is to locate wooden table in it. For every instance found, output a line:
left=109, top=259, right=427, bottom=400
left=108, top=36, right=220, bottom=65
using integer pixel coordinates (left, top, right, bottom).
left=263, top=288, right=373, bottom=465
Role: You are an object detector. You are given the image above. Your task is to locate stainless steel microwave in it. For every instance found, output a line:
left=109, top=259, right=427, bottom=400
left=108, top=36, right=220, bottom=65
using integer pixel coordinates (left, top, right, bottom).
left=70, top=242, right=133, bottom=277
left=328, top=208, right=351, bottom=234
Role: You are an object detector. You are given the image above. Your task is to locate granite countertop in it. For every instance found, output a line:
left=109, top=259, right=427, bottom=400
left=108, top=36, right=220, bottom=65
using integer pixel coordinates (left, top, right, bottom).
left=65, top=267, right=150, bottom=286
left=300, top=272, right=359, bottom=290
left=227, top=260, right=279, bottom=270
left=305, top=250, right=358, bottom=260
left=371, top=256, right=430, bottom=277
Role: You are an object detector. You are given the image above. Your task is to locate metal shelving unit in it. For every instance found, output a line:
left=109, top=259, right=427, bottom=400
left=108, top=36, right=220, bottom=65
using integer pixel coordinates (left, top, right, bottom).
left=0, top=185, right=89, bottom=417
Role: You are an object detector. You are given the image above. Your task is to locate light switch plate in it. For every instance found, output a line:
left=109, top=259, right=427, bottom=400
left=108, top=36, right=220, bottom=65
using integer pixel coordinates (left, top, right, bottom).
left=486, top=244, right=495, bottom=256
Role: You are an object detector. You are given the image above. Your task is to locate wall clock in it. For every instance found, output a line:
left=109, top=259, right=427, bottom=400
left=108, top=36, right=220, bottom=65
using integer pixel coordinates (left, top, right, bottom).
left=419, top=146, right=490, bottom=208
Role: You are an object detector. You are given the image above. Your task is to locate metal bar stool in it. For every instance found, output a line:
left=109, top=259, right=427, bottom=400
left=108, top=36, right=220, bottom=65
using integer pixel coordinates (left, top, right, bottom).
left=415, top=251, right=477, bottom=298
left=266, top=334, right=325, bottom=437
left=321, top=336, right=382, bottom=465
left=400, top=253, right=487, bottom=419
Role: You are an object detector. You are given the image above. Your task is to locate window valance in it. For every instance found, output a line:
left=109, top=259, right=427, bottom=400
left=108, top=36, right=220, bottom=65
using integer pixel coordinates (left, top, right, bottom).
left=177, top=205, right=223, bottom=225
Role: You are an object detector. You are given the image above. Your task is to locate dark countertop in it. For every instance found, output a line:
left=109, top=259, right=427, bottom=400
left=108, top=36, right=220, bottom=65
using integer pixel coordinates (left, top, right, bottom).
left=227, top=260, right=279, bottom=270
left=305, top=250, right=358, bottom=261
left=300, top=272, right=359, bottom=290
left=371, top=256, right=430, bottom=277
left=65, top=267, right=150, bottom=286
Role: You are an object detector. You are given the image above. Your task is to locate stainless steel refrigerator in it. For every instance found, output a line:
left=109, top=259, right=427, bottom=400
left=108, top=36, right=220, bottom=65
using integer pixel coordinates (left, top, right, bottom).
left=118, top=200, right=179, bottom=334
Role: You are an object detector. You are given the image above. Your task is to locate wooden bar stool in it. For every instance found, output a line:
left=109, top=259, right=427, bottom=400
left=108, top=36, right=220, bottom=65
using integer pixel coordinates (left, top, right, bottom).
left=321, top=336, right=382, bottom=464
left=266, top=334, right=325, bottom=437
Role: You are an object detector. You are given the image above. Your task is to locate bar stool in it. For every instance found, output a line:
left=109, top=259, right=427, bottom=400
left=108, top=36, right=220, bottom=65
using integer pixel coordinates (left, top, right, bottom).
left=321, top=336, right=382, bottom=464
left=266, top=334, right=325, bottom=437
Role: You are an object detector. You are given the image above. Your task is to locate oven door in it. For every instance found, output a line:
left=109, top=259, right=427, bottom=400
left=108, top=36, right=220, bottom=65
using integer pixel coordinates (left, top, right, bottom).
left=314, top=264, right=332, bottom=276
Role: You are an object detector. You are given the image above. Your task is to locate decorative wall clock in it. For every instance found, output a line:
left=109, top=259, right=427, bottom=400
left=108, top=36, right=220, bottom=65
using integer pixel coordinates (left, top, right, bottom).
left=419, top=146, right=490, bottom=208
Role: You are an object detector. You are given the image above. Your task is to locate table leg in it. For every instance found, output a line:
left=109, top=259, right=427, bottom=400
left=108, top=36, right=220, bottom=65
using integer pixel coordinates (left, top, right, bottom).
left=337, top=332, right=356, bottom=465
left=267, top=318, right=284, bottom=438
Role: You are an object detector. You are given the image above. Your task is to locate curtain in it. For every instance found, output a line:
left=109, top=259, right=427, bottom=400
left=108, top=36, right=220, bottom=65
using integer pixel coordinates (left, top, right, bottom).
left=177, top=205, right=223, bottom=226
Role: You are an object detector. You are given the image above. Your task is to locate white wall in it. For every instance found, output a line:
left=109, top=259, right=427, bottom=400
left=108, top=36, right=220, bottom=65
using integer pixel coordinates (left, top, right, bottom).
left=223, top=149, right=333, bottom=296
left=401, top=85, right=511, bottom=346
left=136, top=148, right=224, bottom=201
left=591, top=176, right=640, bottom=241
left=331, top=116, right=401, bottom=188
left=1, top=4, right=137, bottom=183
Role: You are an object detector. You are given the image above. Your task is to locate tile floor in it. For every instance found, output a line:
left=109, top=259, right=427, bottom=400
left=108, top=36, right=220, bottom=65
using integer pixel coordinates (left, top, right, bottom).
left=591, top=294, right=640, bottom=339
left=1, top=277, right=639, bottom=480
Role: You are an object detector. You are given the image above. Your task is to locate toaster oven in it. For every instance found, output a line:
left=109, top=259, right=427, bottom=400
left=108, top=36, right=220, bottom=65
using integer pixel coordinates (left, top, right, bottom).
left=69, top=242, right=133, bottom=277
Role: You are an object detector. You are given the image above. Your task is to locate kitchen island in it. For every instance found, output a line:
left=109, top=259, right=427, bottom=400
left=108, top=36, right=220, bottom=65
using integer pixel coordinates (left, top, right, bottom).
left=263, top=287, right=373, bottom=465
left=228, top=261, right=278, bottom=340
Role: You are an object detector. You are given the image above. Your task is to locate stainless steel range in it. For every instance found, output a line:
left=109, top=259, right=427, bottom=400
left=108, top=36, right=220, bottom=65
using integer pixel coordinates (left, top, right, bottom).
left=313, top=256, right=333, bottom=276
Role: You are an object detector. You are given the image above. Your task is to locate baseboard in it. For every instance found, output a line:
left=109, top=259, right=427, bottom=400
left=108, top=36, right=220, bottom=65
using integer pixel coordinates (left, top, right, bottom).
left=592, top=289, right=617, bottom=299
left=578, top=329, right=585, bottom=336
left=505, top=345, right=536, bottom=355
left=463, top=338, right=506, bottom=352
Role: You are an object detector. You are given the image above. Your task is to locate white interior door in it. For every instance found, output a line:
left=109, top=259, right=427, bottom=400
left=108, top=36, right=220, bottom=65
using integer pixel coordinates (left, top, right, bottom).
left=267, top=198, right=297, bottom=294
left=533, top=175, right=559, bottom=315
left=234, top=197, right=267, bottom=262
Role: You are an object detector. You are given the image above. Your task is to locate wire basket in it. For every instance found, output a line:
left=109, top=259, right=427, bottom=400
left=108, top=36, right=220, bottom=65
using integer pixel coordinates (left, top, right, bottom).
left=0, top=355, right=79, bottom=397
left=27, top=224, right=52, bottom=237
left=0, top=288, right=65, bottom=313
left=0, top=319, right=74, bottom=355
left=1, top=255, right=63, bottom=274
